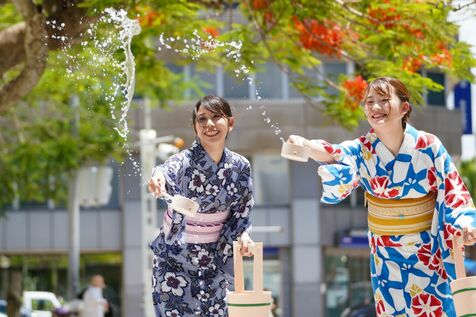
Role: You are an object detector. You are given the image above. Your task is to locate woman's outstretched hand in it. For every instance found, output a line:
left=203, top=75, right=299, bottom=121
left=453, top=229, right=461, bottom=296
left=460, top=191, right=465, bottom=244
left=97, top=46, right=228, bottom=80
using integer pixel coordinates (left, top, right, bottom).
left=286, top=135, right=335, bottom=163
left=287, top=135, right=307, bottom=146
left=148, top=171, right=166, bottom=198
left=239, top=231, right=255, bottom=257
left=462, top=226, right=476, bottom=246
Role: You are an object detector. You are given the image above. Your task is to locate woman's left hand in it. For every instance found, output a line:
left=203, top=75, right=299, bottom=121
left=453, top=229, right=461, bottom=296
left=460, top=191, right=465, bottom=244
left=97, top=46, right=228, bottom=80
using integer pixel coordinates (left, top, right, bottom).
left=239, top=232, right=254, bottom=257
left=462, top=226, right=476, bottom=245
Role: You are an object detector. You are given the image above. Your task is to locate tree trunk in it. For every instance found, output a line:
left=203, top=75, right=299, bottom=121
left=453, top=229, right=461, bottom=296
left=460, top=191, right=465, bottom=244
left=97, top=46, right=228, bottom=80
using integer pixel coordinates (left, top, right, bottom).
left=6, top=270, right=22, bottom=317
left=0, top=0, right=97, bottom=115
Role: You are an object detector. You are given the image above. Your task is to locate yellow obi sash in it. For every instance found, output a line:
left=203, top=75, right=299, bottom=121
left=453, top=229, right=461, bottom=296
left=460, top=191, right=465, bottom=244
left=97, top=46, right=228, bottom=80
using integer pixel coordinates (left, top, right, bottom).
left=365, top=192, right=436, bottom=236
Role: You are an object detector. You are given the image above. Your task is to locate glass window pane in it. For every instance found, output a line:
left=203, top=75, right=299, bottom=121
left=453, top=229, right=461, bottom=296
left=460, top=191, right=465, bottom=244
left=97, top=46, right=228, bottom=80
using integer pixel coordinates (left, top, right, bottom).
left=252, top=154, right=290, bottom=205
left=189, top=64, right=216, bottom=98
left=224, top=72, right=249, bottom=99
left=255, top=63, right=283, bottom=99
left=427, top=72, right=446, bottom=106
left=324, top=61, right=347, bottom=95
left=288, top=68, right=319, bottom=99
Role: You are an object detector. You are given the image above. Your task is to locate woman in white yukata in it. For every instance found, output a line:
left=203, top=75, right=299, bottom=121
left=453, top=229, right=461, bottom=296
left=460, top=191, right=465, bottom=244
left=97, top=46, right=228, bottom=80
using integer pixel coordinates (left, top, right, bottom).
left=148, top=96, right=254, bottom=317
left=287, top=77, right=476, bottom=316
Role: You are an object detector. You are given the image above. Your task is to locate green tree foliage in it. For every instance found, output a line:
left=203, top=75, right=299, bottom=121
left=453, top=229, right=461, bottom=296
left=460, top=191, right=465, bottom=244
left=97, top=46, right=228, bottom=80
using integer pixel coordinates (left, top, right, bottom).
left=0, top=0, right=475, bottom=209
left=460, top=158, right=476, bottom=200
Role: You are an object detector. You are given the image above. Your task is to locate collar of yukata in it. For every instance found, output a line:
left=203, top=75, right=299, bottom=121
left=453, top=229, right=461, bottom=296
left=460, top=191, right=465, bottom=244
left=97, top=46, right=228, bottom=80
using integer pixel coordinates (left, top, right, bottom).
left=192, top=138, right=231, bottom=165
left=367, top=123, right=417, bottom=143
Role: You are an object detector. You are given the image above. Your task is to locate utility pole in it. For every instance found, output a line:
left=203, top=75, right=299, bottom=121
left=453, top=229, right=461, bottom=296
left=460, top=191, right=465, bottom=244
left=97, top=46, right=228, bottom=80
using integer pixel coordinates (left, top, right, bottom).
left=67, top=95, right=80, bottom=300
left=139, top=129, right=157, bottom=317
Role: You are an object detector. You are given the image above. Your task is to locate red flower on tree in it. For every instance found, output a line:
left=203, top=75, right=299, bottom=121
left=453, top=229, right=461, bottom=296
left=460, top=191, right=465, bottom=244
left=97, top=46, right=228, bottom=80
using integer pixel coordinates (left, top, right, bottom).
left=203, top=26, right=220, bottom=38
left=294, top=18, right=343, bottom=57
left=431, top=45, right=452, bottom=68
left=367, top=2, right=401, bottom=29
left=342, top=75, right=368, bottom=110
left=138, top=9, right=161, bottom=27
left=251, top=0, right=270, bottom=10
left=411, top=293, right=443, bottom=317
left=403, top=54, right=424, bottom=73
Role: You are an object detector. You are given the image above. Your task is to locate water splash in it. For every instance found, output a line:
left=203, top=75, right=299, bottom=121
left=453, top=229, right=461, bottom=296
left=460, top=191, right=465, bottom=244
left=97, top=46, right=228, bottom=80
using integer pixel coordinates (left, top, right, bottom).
left=98, top=8, right=141, bottom=139
left=50, top=8, right=142, bottom=175
left=157, top=31, right=283, bottom=138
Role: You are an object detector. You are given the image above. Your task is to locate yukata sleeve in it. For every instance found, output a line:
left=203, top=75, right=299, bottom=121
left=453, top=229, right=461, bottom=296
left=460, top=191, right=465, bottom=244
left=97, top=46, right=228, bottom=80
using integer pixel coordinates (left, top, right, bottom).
left=312, top=139, right=361, bottom=204
left=151, top=153, right=184, bottom=196
left=216, top=160, right=253, bottom=271
left=430, top=135, right=476, bottom=280
left=433, top=137, right=476, bottom=233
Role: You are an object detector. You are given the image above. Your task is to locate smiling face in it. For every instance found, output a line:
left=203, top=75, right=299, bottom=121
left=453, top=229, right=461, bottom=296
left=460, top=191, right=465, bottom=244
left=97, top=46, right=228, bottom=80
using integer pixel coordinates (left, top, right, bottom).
left=363, top=78, right=411, bottom=131
left=192, top=96, right=234, bottom=149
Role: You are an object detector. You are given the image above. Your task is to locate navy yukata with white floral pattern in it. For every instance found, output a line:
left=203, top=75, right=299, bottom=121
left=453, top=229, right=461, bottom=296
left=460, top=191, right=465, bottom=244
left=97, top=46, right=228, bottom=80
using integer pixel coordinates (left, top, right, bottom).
left=149, top=139, right=253, bottom=317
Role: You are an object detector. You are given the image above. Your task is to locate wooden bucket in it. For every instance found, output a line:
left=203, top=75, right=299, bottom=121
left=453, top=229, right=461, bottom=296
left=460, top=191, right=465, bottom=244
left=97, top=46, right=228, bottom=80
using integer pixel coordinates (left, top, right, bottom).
left=450, top=235, right=476, bottom=316
left=228, top=242, right=272, bottom=317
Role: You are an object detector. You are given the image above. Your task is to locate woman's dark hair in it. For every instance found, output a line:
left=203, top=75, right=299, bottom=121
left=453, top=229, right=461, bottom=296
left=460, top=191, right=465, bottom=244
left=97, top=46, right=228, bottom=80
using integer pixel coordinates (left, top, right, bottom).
left=192, top=96, right=233, bottom=130
left=364, top=77, right=412, bottom=128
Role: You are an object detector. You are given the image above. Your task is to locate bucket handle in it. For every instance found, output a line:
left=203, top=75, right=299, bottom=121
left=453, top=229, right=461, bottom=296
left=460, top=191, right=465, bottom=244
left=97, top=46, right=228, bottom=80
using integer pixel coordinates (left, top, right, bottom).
left=453, top=235, right=466, bottom=279
left=233, top=241, right=264, bottom=294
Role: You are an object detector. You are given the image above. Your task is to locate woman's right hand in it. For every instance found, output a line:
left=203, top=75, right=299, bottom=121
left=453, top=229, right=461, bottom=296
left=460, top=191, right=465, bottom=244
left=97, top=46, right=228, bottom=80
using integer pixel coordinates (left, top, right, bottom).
left=287, top=135, right=335, bottom=163
left=148, top=171, right=166, bottom=197
left=287, top=135, right=308, bottom=147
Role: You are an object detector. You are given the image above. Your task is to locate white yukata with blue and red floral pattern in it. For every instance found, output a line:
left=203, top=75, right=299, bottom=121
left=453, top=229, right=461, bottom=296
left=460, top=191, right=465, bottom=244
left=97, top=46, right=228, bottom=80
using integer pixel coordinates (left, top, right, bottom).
left=149, top=139, right=253, bottom=317
left=316, top=124, right=476, bottom=317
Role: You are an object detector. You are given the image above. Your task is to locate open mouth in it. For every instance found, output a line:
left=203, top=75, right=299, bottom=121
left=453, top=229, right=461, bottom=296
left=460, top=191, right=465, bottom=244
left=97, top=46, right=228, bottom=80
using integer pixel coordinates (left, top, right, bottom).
left=204, top=130, right=219, bottom=137
left=371, top=113, right=388, bottom=120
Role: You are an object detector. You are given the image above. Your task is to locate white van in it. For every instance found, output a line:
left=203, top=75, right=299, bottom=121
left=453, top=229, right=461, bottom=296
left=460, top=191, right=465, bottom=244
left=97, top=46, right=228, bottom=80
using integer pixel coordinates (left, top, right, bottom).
left=22, top=292, right=61, bottom=317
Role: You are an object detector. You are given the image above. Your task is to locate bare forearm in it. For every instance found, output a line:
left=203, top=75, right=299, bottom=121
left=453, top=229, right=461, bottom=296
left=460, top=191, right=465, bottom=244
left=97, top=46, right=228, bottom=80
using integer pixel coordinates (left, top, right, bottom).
left=303, top=139, right=336, bottom=163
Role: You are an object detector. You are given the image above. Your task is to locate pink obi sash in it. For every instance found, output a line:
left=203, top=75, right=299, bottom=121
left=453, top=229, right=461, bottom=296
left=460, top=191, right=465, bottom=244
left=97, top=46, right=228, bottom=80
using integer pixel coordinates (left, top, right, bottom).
left=162, top=208, right=230, bottom=244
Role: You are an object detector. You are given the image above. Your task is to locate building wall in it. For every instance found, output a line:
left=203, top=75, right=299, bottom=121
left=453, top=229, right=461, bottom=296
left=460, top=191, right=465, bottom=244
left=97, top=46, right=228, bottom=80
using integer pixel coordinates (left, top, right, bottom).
left=0, top=101, right=463, bottom=317
left=131, top=100, right=463, bottom=156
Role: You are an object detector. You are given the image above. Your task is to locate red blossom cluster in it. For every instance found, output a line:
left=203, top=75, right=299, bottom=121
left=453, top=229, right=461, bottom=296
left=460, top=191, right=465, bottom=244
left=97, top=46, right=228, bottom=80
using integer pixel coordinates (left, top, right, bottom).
left=403, top=54, right=424, bottom=73
left=294, top=18, right=343, bottom=57
left=431, top=44, right=452, bottom=68
left=367, top=5, right=401, bottom=29
left=203, top=26, right=220, bottom=38
left=137, top=7, right=161, bottom=27
left=342, top=75, right=368, bottom=110
left=251, top=0, right=270, bottom=10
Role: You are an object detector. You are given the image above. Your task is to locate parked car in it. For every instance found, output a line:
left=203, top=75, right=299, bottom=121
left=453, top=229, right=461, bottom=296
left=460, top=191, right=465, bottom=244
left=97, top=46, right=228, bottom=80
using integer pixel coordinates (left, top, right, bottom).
left=0, top=299, right=32, bottom=317
left=23, top=292, right=61, bottom=317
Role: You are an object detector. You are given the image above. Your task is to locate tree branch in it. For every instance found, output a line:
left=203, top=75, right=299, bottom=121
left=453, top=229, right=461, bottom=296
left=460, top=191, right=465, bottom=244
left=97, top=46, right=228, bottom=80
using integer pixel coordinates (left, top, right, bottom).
left=0, top=0, right=48, bottom=114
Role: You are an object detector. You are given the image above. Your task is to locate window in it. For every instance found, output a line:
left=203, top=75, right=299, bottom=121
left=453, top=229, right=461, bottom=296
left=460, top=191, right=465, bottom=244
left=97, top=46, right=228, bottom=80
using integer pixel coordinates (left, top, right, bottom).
left=187, top=64, right=217, bottom=99
left=288, top=67, right=321, bottom=99
left=255, top=62, right=284, bottom=99
left=427, top=72, right=446, bottom=106
left=324, top=61, right=347, bottom=95
left=224, top=72, right=250, bottom=99
left=252, top=154, right=290, bottom=205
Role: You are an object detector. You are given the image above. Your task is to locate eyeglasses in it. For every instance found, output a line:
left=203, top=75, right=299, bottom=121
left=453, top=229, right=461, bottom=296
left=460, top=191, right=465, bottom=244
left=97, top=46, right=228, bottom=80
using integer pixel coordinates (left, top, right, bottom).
left=196, top=114, right=225, bottom=127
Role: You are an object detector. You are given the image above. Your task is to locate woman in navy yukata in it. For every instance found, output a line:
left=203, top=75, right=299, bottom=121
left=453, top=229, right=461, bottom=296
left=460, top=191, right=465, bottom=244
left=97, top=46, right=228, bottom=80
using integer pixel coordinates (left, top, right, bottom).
left=148, top=95, right=254, bottom=317
left=287, top=77, right=476, bottom=316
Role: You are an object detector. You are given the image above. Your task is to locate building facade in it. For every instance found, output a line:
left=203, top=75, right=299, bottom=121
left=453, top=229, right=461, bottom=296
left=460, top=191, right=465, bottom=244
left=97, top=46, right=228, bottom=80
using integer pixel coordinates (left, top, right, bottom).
left=0, top=79, right=463, bottom=317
